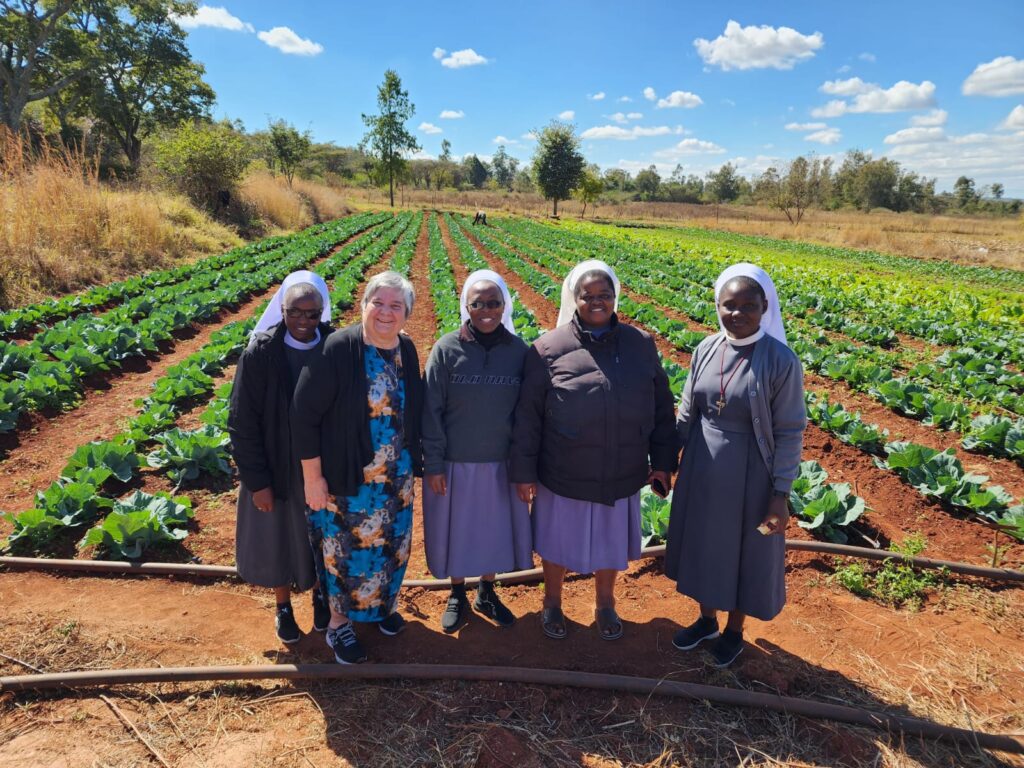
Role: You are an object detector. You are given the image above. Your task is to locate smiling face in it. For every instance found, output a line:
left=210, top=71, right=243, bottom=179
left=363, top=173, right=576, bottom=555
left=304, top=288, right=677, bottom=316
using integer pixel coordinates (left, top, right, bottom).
left=717, top=279, right=767, bottom=339
left=283, top=295, right=322, bottom=342
left=466, top=280, right=504, bottom=334
left=362, top=286, right=407, bottom=347
left=575, top=273, right=615, bottom=329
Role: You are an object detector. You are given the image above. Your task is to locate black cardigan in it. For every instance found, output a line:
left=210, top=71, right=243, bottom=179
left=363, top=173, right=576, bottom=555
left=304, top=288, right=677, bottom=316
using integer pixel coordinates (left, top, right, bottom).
left=291, top=323, right=424, bottom=498
left=227, top=322, right=333, bottom=500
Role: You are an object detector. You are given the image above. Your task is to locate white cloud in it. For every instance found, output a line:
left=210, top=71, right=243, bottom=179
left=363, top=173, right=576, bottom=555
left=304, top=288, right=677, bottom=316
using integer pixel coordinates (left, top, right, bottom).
left=805, top=127, right=841, bottom=145
left=627, top=112, right=643, bottom=120
left=432, top=47, right=446, bottom=60
left=812, top=79, right=936, bottom=116
left=618, top=96, right=633, bottom=102
left=608, top=111, right=644, bottom=124
left=694, top=20, right=823, bottom=71
left=409, top=149, right=436, bottom=160
left=257, top=27, right=323, bottom=56
left=883, top=126, right=946, bottom=145
left=963, top=56, right=1024, bottom=97
left=653, top=138, right=727, bottom=159
left=440, top=48, right=489, bottom=69
left=558, top=110, right=575, bottom=120
left=785, top=121, right=827, bottom=131
left=858, top=52, right=876, bottom=63
left=521, top=131, right=538, bottom=141
left=911, top=109, right=948, bottom=127
left=588, top=91, right=606, bottom=100
left=656, top=90, right=703, bottom=109
left=418, top=122, right=442, bottom=135
left=493, top=135, right=519, bottom=145
left=999, top=105, right=1024, bottom=131
left=643, top=87, right=657, bottom=101
left=886, top=128, right=1024, bottom=194
left=439, top=109, right=464, bottom=119
left=173, top=5, right=254, bottom=32
left=837, top=64, right=851, bottom=74
left=581, top=125, right=678, bottom=140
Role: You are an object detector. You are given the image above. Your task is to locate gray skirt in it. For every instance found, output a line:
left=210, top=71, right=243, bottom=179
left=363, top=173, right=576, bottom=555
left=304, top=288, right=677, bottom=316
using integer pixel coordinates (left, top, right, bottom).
left=664, top=416, right=786, bottom=621
left=236, top=474, right=317, bottom=591
left=533, top=484, right=641, bottom=574
left=422, top=461, right=533, bottom=579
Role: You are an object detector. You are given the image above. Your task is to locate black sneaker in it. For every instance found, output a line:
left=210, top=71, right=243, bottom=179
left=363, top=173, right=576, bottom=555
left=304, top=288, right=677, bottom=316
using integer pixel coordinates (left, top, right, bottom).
left=378, top=611, right=407, bottom=637
left=474, top=583, right=515, bottom=627
left=672, top=615, right=720, bottom=651
left=708, top=629, right=744, bottom=668
left=275, top=604, right=301, bottom=644
left=326, top=623, right=367, bottom=664
left=312, top=590, right=330, bottom=633
left=441, top=589, right=470, bottom=634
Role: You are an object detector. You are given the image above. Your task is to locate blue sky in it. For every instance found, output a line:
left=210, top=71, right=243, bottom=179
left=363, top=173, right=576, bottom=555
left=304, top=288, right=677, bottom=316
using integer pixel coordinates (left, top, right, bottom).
left=176, top=1, right=1024, bottom=195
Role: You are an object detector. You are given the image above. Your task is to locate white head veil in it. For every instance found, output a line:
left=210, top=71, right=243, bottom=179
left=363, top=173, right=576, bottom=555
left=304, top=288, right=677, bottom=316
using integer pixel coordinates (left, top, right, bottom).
left=556, top=259, right=621, bottom=327
left=713, top=262, right=787, bottom=346
left=459, top=269, right=516, bottom=335
left=251, top=270, right=332, bottom=339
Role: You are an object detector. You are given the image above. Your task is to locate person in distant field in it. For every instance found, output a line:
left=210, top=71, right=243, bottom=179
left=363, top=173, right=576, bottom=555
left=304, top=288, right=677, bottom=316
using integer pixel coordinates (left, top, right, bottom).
left=292, top=271, right=423, bottom=665
left=228, top=271, right=333, bottom=645
left=422, top=270, right=532, bottom=633
left=664, top=263, right=806, bottom=668
left=509, top=260, right=676, bottom=641
left=473, top=210, right=487, bottom=225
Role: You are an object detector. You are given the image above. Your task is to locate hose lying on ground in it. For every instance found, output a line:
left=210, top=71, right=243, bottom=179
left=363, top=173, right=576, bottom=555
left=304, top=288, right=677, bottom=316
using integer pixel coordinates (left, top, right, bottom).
left=2, top=539, right=1021, bottom=586
left=1, top=663, right=1021, bottom=754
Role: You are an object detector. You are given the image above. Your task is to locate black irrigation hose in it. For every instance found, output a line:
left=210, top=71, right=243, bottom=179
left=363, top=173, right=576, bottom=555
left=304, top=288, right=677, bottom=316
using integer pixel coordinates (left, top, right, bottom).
left=0, top=663, right=1021, bottom=754
left=2, top=539, right=1021, bottom=585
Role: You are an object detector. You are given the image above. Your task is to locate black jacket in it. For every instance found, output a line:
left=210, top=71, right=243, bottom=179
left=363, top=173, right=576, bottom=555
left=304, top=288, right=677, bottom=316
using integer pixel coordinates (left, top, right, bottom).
left=509, top=314, right=677, bottom=505
left=291, top=323, right=424, bottom=497
left=227, top=322, right=333, bottom=500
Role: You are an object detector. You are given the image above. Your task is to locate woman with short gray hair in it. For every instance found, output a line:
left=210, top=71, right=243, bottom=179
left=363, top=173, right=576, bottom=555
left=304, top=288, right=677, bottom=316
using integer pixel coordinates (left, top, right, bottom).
left=293, top=270, right=424, bottom=665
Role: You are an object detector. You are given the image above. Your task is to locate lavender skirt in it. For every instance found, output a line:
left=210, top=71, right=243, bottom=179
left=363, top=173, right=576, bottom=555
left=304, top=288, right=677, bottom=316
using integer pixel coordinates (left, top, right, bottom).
left=423, top=461, right=533, bottom=579
left=533, top=484, right=641, bottom=574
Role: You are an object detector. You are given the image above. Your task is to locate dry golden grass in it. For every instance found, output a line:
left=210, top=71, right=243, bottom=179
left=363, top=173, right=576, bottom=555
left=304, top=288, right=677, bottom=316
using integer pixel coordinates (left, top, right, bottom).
left=292, top=177, right=351, bottom=222
left=0, top=130, right=242, bottom=309
left=239, top=171, right=314, bottom=231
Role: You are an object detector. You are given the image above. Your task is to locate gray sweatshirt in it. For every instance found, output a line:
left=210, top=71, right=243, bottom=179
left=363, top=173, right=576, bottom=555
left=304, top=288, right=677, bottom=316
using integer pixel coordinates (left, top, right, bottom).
left=422, top=324, right=529, bottom=475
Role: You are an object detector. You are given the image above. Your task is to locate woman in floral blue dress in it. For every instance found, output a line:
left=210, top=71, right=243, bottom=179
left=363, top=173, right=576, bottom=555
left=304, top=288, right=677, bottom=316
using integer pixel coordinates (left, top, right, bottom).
left=293, top=271, right=423, bottom=664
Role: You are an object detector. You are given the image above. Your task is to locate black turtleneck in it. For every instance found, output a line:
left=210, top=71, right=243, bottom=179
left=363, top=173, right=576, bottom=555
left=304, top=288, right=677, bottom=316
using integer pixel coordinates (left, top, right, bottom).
left=468, top=320, right=510, bottom=350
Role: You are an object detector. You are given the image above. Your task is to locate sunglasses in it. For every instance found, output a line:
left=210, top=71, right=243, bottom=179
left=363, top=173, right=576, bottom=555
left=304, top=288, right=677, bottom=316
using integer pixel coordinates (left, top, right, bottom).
left=468, top=300, right=504, bottom=310
left=284, top=308, right=322, bottom=320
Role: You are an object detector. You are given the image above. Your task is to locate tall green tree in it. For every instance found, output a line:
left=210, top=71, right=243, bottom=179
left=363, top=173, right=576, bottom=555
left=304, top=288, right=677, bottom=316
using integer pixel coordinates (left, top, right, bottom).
left=705, top=162, right=740, bottom=203
left=361, top=69, right=418, bottom=207
left=462, top=153, right=489, bottom=188
left=268, top=118, right=311, bottom=186
left=635, top=164, right=661, bottom=200
left=573, top=166, right=603, bottom=218
left=531, top=121, right=584, bottom=216
left=491, top=144, right=518, bottom=190
left=88, top=0, right=213, bottom=171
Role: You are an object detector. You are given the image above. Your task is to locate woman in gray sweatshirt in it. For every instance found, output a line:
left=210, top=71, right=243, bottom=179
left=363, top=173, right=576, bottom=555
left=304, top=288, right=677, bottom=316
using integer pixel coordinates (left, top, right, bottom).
left=422, top=270, right=531, bottom=633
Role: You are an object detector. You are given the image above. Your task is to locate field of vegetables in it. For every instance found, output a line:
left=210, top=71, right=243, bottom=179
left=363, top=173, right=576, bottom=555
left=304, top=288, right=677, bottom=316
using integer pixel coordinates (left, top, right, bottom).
left=1, top=210, right=1022, bottom=767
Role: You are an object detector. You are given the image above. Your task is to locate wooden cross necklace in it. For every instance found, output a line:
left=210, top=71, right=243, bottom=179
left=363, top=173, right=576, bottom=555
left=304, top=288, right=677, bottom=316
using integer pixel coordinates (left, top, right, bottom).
left=716, top=342, right=753, bottom=415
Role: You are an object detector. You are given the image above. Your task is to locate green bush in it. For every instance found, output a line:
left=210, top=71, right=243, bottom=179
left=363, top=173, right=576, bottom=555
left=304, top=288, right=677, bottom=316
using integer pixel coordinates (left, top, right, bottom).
left=155, top=121, right=252, bottom=211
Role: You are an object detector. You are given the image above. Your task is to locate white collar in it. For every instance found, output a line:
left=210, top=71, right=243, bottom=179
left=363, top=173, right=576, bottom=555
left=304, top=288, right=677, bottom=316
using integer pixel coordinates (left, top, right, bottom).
left=284, top=328, right=321, bottom=350
left=725, top=327, right=765, bottom=347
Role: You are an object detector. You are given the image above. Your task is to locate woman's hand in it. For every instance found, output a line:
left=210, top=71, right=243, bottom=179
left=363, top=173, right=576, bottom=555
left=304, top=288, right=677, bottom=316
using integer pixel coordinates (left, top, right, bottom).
left=758, top=494, right=790, bottom=536
left=648, top=470, right=672, bottom=498
left=426, top=474, right=447, bottom=496
left=252, top=487, right=274, bottom=513
left=516, top=482, right=537, bottom=504
left=304, top=475, right=331, bottom=512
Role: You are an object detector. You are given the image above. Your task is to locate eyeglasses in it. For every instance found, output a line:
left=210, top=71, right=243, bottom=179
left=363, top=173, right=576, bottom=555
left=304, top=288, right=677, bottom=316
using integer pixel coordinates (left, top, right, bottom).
left=468, top=300, right=504, bottom=310
left=284, top=308, right=321, bottom=320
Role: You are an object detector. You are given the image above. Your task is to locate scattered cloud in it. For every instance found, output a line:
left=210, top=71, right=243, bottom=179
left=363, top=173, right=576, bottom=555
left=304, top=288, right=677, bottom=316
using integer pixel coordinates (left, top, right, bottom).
left=858, top=52, right=876, bottom=63
left=722, top=98, right=736, bottom=107
left=837, top=64, right=851, bottom=74
left=608, top=112, right=644, bottom=124
left=418, top=122, right=442, bottom=134
left=521, top=131, right=538, bottom=141
left=653, top=138, right=727, bottom=160
left=618, top=96, right=633, bottom=102
left=999, top=105, right=1024, bottom=131
left=438, top=48, right=489, bottom=69
left=643, top=87, right=657, bottom=101
left=581, top=125, right=680, bottom=140
left=911, top=109, right=948, bottom=127
left=493, top=135, right=519, bottom=145
left=693, top=20, right=823, bottom=71
left=588, top=91, right=606, bottom=100
left=173, top=5, right=254, bottom=32
left=257, top=27, right=323, bottom=56
left=409, top=149, right=436, bottom=160
left=439, top=109, right=464, bottom=119
left=805, top=127, right=841, bottom=144
left=885, top=127, right=1024, bottom=192
left=812, top=78, right=936, bottom=116
left=962, top=56, right=1024, bottom=96
left=558, top=110, right=575, bottom=120
left=656, top=90, right=703, bottom=109
left=883, top=126, right=946, bottom=145
left=785, top=121, right=827, bottom=131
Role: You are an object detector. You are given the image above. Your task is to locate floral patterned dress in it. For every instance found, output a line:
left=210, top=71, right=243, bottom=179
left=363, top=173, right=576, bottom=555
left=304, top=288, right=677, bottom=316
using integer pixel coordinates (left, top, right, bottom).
left=308, top=345, right=414, bottom=622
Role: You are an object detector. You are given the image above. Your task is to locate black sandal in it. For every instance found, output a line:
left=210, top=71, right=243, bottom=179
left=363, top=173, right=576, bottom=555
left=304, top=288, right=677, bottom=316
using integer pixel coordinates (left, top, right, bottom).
left=541, top=606, right=567, bottom=639
left=595, top=607, right=624, bottom=641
